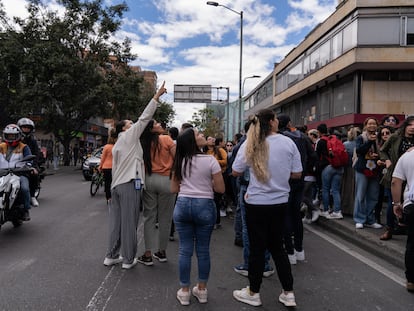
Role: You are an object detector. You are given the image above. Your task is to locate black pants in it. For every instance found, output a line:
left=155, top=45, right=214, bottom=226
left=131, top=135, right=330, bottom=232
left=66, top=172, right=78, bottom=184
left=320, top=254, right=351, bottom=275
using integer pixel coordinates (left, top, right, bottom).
left=284, top=179, right=304, bottom=254
left=246, top=202, right=293, bottom=293
left=103, top=169, right=112, bottom=201
left=405, top=207, right=414, bottom=282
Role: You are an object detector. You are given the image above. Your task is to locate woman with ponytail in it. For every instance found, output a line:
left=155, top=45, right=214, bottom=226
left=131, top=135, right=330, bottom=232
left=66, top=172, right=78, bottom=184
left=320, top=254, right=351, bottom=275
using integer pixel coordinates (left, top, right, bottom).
left=232, top=109, right=302, bottom=308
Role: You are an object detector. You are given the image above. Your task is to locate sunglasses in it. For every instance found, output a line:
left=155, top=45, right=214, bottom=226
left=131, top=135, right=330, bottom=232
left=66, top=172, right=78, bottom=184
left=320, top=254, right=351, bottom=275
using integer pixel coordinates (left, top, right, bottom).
left=226, top=144, right=233, bottom=147
left=381, top=131, right=391, bottom=136
left=385, top=118, right=396, bottom=123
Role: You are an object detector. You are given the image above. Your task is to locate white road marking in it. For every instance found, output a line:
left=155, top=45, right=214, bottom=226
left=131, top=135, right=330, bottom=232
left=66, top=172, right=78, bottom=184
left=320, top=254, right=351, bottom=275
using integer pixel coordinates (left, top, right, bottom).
left=306, top=225, right=406, bottom=287
left=86, top=219, right=145, bottom=310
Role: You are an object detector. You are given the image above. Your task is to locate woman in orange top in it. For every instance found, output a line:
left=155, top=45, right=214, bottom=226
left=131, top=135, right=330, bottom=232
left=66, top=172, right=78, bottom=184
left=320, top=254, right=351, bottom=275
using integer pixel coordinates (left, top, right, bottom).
left=99, top=128, right=117, bottom=203
left=204, top=136, right=227, bottom=226
left=137, top=120, right=176, bottom=265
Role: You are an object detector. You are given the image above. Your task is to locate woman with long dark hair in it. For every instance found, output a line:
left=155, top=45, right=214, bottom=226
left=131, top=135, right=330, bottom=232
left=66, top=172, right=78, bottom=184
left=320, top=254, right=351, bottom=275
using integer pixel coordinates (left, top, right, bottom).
left=171, top=128, right=225, bottom=306
left=138, top=119, right=176, bottom=265
left=232, top=109, right=302, bottom=308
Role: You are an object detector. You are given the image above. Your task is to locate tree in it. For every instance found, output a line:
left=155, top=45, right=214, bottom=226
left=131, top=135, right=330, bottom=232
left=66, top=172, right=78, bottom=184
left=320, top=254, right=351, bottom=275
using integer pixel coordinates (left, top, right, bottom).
left=190, top=107, right=223, bottom=138
left=0, top=0, right=152, bottom=165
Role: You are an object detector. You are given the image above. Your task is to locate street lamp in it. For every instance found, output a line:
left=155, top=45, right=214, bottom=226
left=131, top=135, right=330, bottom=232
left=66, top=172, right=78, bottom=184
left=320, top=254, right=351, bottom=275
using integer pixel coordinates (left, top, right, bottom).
left=241, top=75, right=261, bottom=130
left=206, top=1, right=243, bottom=132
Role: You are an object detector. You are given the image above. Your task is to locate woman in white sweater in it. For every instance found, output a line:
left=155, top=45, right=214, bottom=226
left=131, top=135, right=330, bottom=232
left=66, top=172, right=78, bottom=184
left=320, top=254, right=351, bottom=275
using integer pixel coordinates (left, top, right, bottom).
left=103, top=81, right=167, bottom=270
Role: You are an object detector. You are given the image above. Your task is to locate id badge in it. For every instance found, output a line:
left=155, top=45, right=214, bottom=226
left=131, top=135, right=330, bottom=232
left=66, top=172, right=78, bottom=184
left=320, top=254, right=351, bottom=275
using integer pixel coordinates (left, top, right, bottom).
left=134, top=179, right=141, bottom=190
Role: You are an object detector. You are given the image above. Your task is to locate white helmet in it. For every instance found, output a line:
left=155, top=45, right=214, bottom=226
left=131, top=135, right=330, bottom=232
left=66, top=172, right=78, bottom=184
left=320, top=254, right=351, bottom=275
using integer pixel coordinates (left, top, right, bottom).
left=17, top=117, right=35, bottom=134
left=3, top=124, right=22, bottom=147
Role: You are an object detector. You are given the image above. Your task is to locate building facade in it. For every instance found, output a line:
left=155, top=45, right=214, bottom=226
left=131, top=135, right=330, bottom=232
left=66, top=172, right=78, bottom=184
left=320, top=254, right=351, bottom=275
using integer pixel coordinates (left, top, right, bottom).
left=246, top=0, right=414, bottom=131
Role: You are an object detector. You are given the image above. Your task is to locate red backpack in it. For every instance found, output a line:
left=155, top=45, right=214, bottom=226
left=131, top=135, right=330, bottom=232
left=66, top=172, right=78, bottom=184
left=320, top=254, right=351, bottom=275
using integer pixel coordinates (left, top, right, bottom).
left=320, top=135, right=349, bottom=168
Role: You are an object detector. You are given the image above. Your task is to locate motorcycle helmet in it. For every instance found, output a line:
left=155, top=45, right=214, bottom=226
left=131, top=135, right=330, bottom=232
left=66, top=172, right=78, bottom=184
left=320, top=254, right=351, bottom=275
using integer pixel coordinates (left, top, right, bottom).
left=17, top=117, right=35, bottom=135
left=3, top=124, right=22, bottom=147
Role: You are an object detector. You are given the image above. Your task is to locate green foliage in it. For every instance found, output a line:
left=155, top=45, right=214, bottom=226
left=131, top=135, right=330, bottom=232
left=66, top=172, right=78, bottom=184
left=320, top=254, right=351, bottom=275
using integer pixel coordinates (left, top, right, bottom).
left=0, top=0, right=166, bottom=164
left=154, top=101, right=176, bottom=127
left=190, top=107, right=223, bottom=138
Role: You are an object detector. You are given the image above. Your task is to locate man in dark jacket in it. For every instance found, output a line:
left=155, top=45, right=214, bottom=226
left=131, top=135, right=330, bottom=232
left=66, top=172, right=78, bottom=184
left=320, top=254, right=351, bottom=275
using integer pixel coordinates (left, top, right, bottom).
left=278, top=114, right=317, bottom=265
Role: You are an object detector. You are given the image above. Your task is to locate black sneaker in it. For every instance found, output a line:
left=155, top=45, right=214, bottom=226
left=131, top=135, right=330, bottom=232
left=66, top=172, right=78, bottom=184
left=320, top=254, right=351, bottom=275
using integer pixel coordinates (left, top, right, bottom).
left=153, top=251, right=167, bottom=262
left=22, top=210, right=31, bottom=221
left=137, top=254, right=154, bottom=266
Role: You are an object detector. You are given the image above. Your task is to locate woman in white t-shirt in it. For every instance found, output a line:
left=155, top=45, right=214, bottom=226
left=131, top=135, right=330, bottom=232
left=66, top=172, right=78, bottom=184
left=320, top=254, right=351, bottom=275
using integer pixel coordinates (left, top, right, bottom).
left=232, top=109, right=302, bottom=308
left=171, top=128, right=225, bottom=306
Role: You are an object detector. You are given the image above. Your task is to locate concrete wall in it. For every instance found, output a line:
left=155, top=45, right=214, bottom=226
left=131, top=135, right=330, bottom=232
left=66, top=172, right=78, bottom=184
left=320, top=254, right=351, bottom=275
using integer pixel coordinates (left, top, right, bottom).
left=361, top=81, right=414, bottom=115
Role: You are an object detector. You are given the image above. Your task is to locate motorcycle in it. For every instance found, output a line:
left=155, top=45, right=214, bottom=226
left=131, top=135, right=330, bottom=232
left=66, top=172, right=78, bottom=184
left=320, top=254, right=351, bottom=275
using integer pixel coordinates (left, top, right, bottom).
left=0, top=155, right=36, bottom=230
left=33, top=164, right=46, bottom=199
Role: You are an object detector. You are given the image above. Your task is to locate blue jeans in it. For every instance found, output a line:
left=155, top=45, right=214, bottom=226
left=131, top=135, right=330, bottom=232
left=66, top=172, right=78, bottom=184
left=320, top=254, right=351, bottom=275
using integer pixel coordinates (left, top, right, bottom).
left=173, top=196, right=216, bottom=287
left=239, top=185, right=272, bottom=270
left=234, top=178, right=242, bottom=241
left=20, top=176, right=31, bottom=210
left=384, top=187, right=396, bottom=229
left=353, top=171, right=379, bottom=224
left=321, top=165, right=343, bottom=212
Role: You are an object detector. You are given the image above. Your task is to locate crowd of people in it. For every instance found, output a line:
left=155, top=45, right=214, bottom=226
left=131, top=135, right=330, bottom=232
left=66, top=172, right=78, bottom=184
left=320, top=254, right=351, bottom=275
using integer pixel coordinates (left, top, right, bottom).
left=4, top=86, right=413, bottom=306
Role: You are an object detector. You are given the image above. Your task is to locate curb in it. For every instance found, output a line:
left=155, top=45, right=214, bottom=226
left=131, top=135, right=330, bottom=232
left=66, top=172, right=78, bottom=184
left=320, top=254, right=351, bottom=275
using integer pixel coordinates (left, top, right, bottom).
left=315, top=216, right=405, bottom=270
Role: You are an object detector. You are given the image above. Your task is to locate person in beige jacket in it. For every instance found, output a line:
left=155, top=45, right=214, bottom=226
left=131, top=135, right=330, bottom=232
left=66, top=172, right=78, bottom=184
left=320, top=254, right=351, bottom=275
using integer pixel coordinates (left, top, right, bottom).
left=103, top=81, right=167, bottom=270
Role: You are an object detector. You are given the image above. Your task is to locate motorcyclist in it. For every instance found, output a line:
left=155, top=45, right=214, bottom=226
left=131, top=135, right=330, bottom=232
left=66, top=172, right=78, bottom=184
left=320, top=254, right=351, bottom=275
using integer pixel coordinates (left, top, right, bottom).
left=0, top=124, right=33, bottom=221
left=17, top=117, right=42, bottom=207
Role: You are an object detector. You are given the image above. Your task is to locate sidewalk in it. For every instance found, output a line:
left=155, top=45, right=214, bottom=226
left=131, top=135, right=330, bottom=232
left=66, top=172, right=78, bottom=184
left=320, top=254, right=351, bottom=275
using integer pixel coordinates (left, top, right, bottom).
left=315, top=214, right=406, bottom=269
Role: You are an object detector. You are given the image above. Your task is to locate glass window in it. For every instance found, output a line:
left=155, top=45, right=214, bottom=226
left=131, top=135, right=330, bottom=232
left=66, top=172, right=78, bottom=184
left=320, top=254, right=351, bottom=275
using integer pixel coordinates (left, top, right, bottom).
left=332, top=31, right=343, bottom=59
left=310, top=48, right=320, bottom=72
left=303, top=55, right=310, bottom=76
left=319, top=41, right=330, bottom=67
left=407, top=16, right=414, bottom=44
left=333, top=79, right=354, bottom=116
left=287, top=61, right=302, bottom=86
left=319, top=89, right=330, bottom=121
left=343, top=21, right=357, bottom=52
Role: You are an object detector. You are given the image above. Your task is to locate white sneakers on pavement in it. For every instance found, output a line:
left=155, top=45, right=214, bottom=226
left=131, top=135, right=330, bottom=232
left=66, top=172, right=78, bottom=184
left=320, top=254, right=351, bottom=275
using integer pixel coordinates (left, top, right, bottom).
left=176, top=288, right=190, bottom=305
left=326, top=211, right=343, bottom=219
left=122, top=258, right=138, bottom=269
left=365, top=223, right=383, bottom=229
left=103, top=256, right=123, bottom=266
left=31, top=197, right=39, bottom=207
left=192, top=286, right=208, bottom=303
left=295, top=249, right=305, bottom=261
left=233, top=286, right=262, bottom=306
left=355, top=222, right=382, bottom=229
left=279, top=291, right=297, bottom=307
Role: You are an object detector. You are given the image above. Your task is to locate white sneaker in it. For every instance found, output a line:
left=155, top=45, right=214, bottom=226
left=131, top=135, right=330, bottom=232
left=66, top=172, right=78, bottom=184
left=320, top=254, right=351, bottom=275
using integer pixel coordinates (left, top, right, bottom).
left=220, top=210, right=227, bottom=217
left=31, top=197, right=39, bottom=207
left=122, top=258, right=138, bottom=269
left=320, top=210, right=330, bottom=218
left=295, top=249, right=305, bottom=261
left=177, top=288, right=190, bottom=306
left=288, top=253, right=297, bottom=265
left=279, top=291, right=297, bottom=307
left=311, top=210, right=320, bottom=222
left=326, top=211, right=343, bottom=219
left=103, top=256, right=123, bottom=266
left=233, top=287, right=262, bottom=306
left=355, top=223, right=364, bottom=229
left=365, top=222, right=382, bottom=229
left=192, top=286, right=208, bottom=303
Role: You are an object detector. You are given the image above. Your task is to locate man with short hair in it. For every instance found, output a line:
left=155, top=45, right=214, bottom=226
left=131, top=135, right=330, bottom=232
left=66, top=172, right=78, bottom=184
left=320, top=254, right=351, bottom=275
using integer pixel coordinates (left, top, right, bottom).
left=391, top=148, right=414, bottom=292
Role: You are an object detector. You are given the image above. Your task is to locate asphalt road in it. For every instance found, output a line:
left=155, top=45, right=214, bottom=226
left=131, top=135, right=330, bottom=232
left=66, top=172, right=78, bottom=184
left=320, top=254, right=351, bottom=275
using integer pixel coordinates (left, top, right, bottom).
left=0, top=166, right=412, bottom=311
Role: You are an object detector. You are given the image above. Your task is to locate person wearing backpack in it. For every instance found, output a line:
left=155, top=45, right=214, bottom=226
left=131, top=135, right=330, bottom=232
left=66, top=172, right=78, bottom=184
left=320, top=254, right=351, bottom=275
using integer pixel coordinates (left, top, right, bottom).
left=278, top=114, right=317, bottom=264
left=316, top=123, right=347, bottom=219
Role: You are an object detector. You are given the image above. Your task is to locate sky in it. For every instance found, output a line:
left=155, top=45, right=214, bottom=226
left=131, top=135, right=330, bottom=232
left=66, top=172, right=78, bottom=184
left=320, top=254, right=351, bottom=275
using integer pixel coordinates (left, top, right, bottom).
left=1, top=0, right=338, bottom=127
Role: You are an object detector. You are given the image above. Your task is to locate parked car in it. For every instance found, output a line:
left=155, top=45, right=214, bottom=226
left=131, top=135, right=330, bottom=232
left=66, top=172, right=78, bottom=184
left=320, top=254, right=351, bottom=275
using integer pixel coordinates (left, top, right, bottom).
left=82, top=147, right=103, bottom=181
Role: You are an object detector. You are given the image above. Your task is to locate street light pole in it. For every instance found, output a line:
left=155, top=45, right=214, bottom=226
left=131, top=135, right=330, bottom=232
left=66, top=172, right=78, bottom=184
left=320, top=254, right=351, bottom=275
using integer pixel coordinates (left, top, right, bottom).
left=241, top=75, right=261, bottom=130
left=207, top=1, right=243, bottom=132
